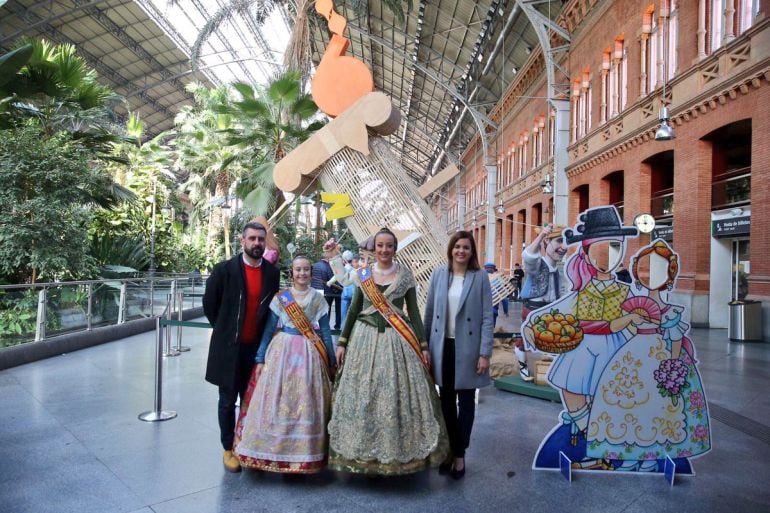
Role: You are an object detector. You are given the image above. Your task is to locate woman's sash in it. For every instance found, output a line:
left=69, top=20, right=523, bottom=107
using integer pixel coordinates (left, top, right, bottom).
left=356, top=267, right=429, bottom=371
left=277, top=289, right=332, bottom=380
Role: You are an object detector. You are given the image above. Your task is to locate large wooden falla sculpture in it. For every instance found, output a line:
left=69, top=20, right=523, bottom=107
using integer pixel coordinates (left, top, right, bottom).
left=522, top=206, right=711, bottom=475
left=274, top=1, right=513, bottom=307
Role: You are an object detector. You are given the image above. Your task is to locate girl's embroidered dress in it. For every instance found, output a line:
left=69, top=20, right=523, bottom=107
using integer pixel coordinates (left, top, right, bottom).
left=327, top=264, right=449, bottom=475
left=587, top=302, right=711, bottom=470
left=234, top=288, right=335, bottom=473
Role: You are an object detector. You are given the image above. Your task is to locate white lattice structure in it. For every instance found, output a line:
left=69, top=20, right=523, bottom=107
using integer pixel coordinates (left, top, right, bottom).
left=274, top=92, right=513, bottom=308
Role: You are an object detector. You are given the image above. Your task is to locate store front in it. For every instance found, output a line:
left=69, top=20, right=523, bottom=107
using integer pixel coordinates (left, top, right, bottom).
left=705, top=120, right=752, bottom=329
left=709, top=208, right=751, bottom=328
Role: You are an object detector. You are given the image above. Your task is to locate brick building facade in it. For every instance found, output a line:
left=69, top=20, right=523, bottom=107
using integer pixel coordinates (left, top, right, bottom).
left=431, top=0, right=770, bottom=336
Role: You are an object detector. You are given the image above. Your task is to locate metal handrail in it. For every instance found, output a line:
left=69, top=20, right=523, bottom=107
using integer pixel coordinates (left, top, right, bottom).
left=1, top=276, right=207, bottom=348
left=0, top=275, right=207, bottom=290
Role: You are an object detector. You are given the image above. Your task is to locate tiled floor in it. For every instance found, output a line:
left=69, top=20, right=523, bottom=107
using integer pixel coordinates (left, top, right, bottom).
left=1, top=308, right=769, bottom=513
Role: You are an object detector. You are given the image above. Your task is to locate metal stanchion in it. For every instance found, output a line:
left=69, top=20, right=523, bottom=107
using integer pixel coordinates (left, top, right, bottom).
left=175, top=291, right=190, bottom=352
left=163, top=294, right=180, bottom=357
left=139, top=317, right=177, bottom=422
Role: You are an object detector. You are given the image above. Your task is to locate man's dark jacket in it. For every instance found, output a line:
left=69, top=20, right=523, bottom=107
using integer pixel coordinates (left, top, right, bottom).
left=203, top=253, right=280, bottom=388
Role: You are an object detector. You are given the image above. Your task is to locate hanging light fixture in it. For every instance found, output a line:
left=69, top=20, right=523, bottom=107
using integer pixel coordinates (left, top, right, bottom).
left=497, top=201, right=504, bottom=215
left=541, top=173, right=553, bottom=194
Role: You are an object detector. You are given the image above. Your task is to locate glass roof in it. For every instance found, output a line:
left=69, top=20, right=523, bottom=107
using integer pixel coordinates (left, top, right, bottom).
left=139, top=0, right=290, bottom=87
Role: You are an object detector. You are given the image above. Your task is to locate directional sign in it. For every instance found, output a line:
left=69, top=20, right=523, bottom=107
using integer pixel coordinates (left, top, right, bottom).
left=712, top=216, right=750, bottom=238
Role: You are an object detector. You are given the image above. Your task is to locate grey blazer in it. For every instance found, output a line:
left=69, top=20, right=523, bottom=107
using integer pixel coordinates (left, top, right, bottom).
left=423, top=266, right=494, bottom=389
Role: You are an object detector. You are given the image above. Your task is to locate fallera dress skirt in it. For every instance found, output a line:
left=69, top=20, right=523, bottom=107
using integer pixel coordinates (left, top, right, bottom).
left=327, top=320, right=449, bottom=475
left=235, top=331, right=332, bottom=473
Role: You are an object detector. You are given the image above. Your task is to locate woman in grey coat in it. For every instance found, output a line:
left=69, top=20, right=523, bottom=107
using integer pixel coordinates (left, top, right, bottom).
left=423, top=231, right=494, bottom=479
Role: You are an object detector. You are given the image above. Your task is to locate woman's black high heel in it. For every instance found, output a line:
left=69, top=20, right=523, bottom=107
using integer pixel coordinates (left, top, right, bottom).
left=450, top=459, right=466, bottom=479
left=450, top=465, right=465, bottom=479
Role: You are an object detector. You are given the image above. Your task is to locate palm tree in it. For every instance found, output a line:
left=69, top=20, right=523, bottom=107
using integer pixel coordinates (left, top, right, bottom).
left=223, top=70, right=324, bottom=217
left=174, top=83, right=242, bottom=262
left=175, top=73, right=323, bottom=262
left=0, top=38, right=128, bottom=162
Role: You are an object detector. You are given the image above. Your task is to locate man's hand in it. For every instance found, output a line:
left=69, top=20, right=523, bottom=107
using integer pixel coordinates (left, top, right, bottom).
left=422, top=350, right=431, bottom=368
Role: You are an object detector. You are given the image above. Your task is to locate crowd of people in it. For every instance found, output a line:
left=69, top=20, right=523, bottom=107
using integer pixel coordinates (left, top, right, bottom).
left=203, top=224, right=499, bottom=477
left=202, top=213, right=708, bottom=477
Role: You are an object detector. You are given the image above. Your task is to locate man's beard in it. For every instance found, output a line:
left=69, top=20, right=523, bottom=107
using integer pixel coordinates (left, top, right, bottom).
left=245, top=245, right=264, bottom=260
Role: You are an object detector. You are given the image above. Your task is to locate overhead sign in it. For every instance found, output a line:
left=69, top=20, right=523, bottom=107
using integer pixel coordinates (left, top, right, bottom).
left=653, top=225, right=673, bottom=241
left=712, top=216, right=750, bottom=238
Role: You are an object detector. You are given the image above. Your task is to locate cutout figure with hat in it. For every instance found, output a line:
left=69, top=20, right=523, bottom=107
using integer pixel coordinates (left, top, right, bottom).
left=522, top=206, right=651, bottom=471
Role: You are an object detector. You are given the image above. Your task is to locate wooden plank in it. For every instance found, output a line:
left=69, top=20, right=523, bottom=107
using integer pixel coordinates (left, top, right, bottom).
left=417, top=163, right=460, bottom=198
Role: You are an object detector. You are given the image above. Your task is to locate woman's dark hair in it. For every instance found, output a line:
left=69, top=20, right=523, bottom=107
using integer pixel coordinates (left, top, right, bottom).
left=373, top=227, right=398, bottom=250
left=446, top=231, right=480, bottom=271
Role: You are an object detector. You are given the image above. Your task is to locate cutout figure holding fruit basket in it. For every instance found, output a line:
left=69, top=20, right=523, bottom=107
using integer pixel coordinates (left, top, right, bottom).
left=522, top=206, right=649, bottom=471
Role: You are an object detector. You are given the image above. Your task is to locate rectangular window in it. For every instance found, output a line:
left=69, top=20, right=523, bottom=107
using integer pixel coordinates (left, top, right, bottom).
left=548, top=112, right=555, bottom=158
left=621, top=49, right=628, bottom=109
left=710, top=0, right=724, bottom=53
left=649, top=17, right=658, bottom=91
left=668, top=5, right=678, bottom=79
left=738, top=0, right=756, bottom=34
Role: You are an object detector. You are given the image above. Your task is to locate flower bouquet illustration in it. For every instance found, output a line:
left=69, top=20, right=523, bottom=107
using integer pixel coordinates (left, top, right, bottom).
left=653, top=358, right=690, bottom=406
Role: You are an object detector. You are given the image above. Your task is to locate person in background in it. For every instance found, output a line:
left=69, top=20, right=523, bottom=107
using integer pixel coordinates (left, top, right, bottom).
left=340, top=251, right=359, bottom=325
left=424, top=231, right=494, bottom=479
left=251, top=215, right=280, bottom=265
left=203, top=223, right=281, bottom=473
left=312, top=256, right=343, bottom=330
left=512, top=263, right=525, bottom=300
left=483, top=262, right=508, bottom=327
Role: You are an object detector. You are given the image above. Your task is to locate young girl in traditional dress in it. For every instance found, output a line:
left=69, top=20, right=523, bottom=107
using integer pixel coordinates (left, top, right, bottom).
left=234, top=256, right=336, bottom=473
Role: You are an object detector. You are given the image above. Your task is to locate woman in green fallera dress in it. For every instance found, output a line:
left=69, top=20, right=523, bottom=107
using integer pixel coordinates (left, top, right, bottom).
left=327, top=228, right=449, bottom=475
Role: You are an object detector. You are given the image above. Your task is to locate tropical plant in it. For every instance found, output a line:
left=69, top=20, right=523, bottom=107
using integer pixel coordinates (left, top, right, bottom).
left=0, top=38, right=128, bottom=162
left=174, top=83, right=240, bottom=262
left=96, top=114, right=197, bottom=273
left=0, top=124, right=110, bottom=283
left=175, top=74, right=323, bottom=263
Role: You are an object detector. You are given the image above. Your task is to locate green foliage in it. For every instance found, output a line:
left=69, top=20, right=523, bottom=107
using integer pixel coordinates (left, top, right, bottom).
left=0, top=124, right=109, bottom=283
left=0, top=44, right=32, bottom=88
left=0, top=39, right=126, bottom=161
left=0, top=290, right=38, bottom=345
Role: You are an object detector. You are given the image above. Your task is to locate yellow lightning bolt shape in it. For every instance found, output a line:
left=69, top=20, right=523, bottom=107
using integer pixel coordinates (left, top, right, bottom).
left=320, top=192, right=354, bottom=220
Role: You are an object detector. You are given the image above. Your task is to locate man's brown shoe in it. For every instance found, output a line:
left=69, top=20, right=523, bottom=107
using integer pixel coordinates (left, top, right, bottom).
left=223, top=450, right=241, bottom=473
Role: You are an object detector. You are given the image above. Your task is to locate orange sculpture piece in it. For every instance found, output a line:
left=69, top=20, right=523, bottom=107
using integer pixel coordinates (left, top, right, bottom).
left=312, top=0, right=374, bottom=117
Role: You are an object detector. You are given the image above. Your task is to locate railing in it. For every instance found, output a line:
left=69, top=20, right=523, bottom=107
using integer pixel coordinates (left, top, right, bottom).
left=0, top=276, right=207, bottom=348
left=712, top=166, right=751, bottom=210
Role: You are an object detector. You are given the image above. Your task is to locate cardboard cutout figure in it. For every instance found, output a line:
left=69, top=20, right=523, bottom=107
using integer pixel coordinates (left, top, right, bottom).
left=522, top=206, right=711, bottom=474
